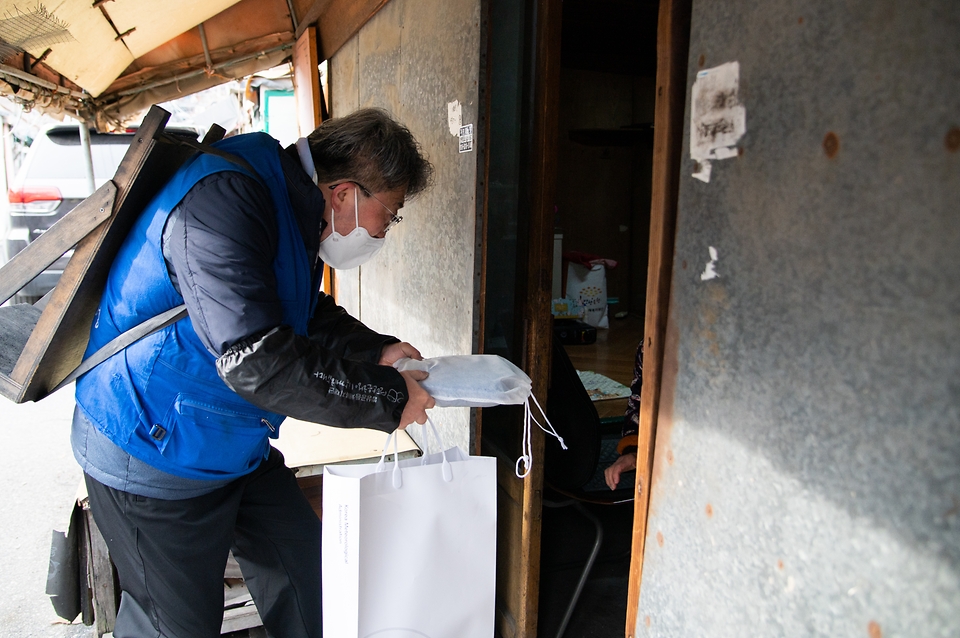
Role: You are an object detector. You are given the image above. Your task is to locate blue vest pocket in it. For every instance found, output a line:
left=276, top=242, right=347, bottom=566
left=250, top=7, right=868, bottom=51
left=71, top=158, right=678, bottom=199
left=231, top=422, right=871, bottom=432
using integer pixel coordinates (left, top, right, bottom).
left=157, top=394, right=272, bottom=475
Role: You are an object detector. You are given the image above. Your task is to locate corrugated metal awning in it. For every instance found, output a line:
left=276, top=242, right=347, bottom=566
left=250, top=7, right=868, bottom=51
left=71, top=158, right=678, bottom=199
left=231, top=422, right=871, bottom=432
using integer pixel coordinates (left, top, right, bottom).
left=0, top=0, right=389, bottom=127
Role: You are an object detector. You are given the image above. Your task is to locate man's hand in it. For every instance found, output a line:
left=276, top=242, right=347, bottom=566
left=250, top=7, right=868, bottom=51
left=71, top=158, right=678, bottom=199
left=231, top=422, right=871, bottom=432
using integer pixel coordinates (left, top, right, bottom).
left=398, top=369, right=436, bottom=429
left=380, top=341, right=423, bottom=366
left=604, top=452, right=637, bottom=490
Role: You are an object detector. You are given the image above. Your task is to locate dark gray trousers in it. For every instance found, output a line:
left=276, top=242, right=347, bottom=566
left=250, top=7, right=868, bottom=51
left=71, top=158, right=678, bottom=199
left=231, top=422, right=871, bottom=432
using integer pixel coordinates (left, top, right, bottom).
left=84, top=447, right=322, bottom=638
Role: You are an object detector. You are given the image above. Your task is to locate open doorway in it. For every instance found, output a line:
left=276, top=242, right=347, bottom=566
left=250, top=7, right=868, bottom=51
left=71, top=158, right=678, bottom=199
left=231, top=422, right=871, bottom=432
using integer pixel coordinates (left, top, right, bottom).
left=479, top=0, right=688, bottom=634
left=538, top=1, right=660, bottom=636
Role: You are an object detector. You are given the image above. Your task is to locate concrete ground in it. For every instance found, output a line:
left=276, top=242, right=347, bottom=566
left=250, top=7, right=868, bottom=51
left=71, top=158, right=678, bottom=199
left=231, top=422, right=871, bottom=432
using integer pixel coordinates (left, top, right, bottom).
left=0, top=383, right=92, bottom=637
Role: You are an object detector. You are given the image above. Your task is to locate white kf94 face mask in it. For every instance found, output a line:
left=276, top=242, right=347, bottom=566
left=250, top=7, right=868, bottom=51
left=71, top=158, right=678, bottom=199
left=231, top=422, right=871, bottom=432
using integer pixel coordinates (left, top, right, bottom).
left=317, top=186, right=386, bottom=270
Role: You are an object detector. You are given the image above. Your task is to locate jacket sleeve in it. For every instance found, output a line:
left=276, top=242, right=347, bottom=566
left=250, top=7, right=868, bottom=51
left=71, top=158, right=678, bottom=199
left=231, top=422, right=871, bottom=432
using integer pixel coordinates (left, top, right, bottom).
left=217, top=325, right=408, bottom=433
left=165, top=171, right=283, bottom=356
left=306, top=292, right=401, bottom=363
left=215, top=293, right=405, bottom=431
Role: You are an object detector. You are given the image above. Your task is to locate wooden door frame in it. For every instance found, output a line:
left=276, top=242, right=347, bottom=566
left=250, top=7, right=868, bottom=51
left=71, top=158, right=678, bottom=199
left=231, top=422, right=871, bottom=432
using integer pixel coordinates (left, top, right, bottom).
left=515, top=0, right=563, bottom=635
left=624, top=0, right=692, bottom=635
left=490, top=0, right=690, bottom=634
left=477, top=0, right=562, bottom=635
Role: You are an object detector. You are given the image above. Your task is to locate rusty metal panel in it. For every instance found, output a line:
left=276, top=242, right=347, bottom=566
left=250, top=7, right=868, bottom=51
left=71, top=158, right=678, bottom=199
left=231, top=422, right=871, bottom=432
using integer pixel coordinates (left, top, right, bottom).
left=329, top=0, right=482, bottom=452
left=638, top=1, right=960, bottom=636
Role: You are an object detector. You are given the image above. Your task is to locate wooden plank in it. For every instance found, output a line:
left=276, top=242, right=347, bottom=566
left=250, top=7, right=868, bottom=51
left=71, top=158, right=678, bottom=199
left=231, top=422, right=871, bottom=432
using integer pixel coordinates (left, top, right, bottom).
left=509, top=1, right=563, bottom=635
left=8, top=109, right=171, bottom=398
left=85, top=510, right=118, bottom=636
left=79, top=510, right=94, bottom=626
left=293, top=26, right=322, bottom=136
left=8, top=107, right=203, bottom=402
left=623, top=0, right=691, bottom=635
left=496, top=479, right=523, bottom=638
left=295, top=0, right=334, bottom=39
left=221, top=602, right=263, bottom=633
left=224, top=589, right=253, bottom=608
left=0, top=182, right=115, bottom=305
left=483, top=0, right=562, bottom=632
left=0, top=373, right=19, bottom=403
left=481, top=442, right=534, bottom=638
left=224, top=551, right=244, bottom=580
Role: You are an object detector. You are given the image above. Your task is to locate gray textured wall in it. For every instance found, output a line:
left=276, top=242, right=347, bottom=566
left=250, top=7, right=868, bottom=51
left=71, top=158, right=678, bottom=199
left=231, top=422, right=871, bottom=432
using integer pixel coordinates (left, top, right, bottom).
left=329, top=0, right=482, bottom=452
left=638, top=1, right=960, bottom=636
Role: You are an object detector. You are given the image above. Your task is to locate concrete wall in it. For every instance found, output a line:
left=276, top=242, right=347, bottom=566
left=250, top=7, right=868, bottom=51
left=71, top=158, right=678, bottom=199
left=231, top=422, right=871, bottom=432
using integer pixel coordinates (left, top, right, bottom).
left=638, top=1, right=960, bottom=636
left=329, top=0, right=482, bottom=452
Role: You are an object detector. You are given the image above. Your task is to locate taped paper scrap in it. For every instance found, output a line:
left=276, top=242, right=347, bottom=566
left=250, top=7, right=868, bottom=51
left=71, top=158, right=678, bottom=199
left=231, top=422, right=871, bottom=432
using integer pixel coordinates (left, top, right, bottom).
left=690, top=61, right=746, bottom=183
left=447, top=100, right=462, bottom=136
left=459, top=124, right=474, bottom=153
left=700, top=246, right=719, bottom=281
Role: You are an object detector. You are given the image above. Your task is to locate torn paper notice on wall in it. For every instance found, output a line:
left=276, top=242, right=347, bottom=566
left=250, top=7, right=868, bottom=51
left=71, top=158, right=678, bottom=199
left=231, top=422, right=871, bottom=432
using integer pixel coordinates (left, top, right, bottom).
left=459, top=124, right=474, bottom=153
left=700, top=246, right=719, bottom=281
left=690, top=61, right=746, bottom=183
left=447, top=101, right=462, bottom=136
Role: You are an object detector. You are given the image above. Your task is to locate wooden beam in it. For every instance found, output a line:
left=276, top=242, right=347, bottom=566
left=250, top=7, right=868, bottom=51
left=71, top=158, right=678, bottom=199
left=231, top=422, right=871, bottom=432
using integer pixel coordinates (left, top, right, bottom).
left=513, top=0, right=563, bottom=635
left=298, top=0, right=391, bottom=61
left=0, top=183, right=115, bottom=305
left=293, top=26, right=322, bottom=136
left=3, top=107, right=209, bottom=403
left=295, top=0, right=334, bottom=39
left=295, top=25, right=333, bottom=299
left=85, top=510, right=118, bottom=636
left=624, top=0, right=691, bottom=635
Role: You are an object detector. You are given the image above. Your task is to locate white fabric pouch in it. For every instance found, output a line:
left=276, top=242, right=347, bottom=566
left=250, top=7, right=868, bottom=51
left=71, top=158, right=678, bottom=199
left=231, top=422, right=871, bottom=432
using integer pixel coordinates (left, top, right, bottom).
left=394, top=354, right=566, bottom=477
left=394, top=354, right=531, bottom=407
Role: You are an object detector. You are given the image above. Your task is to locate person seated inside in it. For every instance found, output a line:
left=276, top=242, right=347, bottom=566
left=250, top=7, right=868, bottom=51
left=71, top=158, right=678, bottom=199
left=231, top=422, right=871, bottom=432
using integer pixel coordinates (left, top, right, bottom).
left=604, top=342, right=642, bottom=490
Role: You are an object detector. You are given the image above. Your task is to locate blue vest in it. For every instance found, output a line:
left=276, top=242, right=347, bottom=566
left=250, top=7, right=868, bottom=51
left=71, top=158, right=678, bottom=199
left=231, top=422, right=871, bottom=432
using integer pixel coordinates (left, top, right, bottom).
left=75, top=133, right=319, bottom=480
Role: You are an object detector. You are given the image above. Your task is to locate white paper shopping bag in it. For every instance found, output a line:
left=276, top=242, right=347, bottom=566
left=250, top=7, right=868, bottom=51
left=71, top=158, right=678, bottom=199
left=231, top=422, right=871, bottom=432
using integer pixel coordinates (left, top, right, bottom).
left=565, top=262, right=609, bottom=328
left=322, top=423, right=497, bottom=638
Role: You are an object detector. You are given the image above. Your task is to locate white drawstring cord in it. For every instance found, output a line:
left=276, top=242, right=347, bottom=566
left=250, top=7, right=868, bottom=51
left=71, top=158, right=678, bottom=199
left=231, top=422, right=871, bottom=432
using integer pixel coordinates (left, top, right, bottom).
left=529, top=393, right=566, bottom=449
left=516, top=401, right=533, bottom=478
left=515, top=394, right=567, bottom=479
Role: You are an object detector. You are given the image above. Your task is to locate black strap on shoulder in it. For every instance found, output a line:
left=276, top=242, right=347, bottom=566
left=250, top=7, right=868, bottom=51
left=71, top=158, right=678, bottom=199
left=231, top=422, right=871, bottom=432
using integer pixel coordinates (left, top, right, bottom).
left=157, top=131, right=259, bottom=177
left=54, top=304, right=188, bottom=393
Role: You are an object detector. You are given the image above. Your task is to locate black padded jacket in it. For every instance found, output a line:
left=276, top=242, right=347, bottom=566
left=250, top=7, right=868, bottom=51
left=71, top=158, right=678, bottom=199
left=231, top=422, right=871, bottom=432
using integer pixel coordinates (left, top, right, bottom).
left=161, top=144, right=406, bottom=433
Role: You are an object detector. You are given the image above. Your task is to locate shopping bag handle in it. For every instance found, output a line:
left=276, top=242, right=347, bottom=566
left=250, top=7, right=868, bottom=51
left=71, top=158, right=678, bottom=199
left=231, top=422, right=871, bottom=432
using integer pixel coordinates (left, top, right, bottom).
left=376, top=419, right=453, bottom=489
left=376, top=431, right=403, bottom=489
left=425, top=417, right=453, bottom=482
left=419, top=418, right=451, bottom=469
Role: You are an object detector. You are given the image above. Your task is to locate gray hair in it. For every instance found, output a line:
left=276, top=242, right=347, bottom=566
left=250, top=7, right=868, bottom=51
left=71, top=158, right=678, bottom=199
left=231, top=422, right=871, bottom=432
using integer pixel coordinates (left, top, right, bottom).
left=307, top=108, right=433, bottom=197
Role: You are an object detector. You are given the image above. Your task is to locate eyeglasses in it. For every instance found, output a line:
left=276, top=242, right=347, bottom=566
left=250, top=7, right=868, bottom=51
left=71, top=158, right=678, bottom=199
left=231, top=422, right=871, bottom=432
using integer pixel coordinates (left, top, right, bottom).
left=329, top=181, right=403, bottom=234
